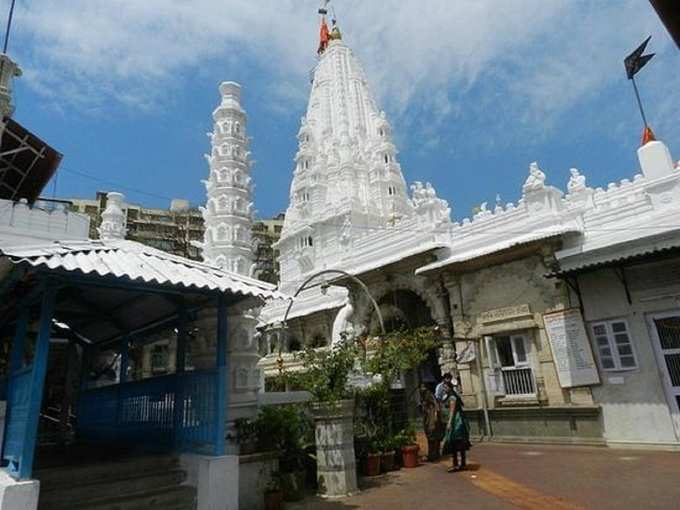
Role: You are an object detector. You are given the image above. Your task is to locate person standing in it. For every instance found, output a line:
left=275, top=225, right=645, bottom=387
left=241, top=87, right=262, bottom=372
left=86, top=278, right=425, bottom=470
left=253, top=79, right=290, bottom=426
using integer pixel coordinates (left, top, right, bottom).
left=441, top=381, right=471, bottom=472
left=420, top=384, right=443, bottom=461
left=435, top=372, right=453, bottom=403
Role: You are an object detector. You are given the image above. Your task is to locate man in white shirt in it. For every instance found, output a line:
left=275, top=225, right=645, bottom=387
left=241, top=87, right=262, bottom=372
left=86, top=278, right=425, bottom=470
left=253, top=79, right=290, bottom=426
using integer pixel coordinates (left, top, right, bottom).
left=435, top=372, right=453, bottom=403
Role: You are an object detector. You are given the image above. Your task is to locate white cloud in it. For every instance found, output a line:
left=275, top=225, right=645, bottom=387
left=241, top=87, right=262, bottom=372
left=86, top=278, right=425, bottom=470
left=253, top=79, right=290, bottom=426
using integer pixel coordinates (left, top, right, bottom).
left=13, top=0, right=680, bottom=144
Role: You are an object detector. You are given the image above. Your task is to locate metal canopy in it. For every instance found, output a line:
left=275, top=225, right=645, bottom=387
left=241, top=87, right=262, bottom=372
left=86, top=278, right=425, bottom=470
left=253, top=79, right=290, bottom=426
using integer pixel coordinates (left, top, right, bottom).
left=549, top=230, right=680, bottom=277
left=0, top=118, right=62, bottom=203
left=0, top=239, right=285, bottom=345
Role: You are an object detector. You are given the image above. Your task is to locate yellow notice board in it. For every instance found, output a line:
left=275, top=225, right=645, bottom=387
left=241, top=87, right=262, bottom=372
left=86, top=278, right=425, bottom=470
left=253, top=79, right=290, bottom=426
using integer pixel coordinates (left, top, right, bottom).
left=543, top=308, right=601, bottom=388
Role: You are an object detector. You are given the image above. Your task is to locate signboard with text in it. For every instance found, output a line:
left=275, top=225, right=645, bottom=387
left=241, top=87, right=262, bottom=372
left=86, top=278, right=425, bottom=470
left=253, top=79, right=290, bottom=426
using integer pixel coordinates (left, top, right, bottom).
left=543, top=308, right=600, bottom=388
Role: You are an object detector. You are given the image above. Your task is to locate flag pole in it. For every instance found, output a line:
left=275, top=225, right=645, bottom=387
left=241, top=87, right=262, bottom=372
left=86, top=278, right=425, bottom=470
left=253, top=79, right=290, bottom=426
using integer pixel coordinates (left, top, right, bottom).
left=630, top=75, right=648, bottom=129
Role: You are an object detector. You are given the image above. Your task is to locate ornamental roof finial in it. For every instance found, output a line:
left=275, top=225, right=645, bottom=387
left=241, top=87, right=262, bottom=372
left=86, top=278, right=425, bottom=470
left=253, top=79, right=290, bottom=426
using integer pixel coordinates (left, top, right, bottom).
left=317, top=0, right=341, bottom=55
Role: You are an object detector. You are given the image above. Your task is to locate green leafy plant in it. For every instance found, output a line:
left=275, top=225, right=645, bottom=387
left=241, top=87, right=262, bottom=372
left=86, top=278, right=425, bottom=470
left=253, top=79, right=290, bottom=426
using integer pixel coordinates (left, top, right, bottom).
left=286, top=340, right=358, bottom=403
left=353, top=383, right=391, bottom=445
left=392, top=423, right=418, bottom=449
left=234, top=417, right=258, bottom=446
left=363, top=326, right=441, bottom=386
left=255, top=405, right=313, bottom=473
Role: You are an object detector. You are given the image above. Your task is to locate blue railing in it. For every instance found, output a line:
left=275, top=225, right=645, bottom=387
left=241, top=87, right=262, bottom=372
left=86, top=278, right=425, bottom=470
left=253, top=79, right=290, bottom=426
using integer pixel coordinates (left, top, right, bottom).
left=77, top=369, right=217, bottom=455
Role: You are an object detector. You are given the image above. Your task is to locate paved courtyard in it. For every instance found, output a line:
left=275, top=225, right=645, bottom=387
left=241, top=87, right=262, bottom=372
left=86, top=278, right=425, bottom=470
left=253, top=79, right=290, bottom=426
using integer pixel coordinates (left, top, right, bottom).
left=290, top=443, right=680, bottom=509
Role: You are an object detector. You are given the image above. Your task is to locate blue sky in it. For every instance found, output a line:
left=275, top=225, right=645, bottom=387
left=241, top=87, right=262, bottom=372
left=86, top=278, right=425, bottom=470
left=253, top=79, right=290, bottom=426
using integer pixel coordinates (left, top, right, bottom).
left=11, top=1, right=680, bottom=221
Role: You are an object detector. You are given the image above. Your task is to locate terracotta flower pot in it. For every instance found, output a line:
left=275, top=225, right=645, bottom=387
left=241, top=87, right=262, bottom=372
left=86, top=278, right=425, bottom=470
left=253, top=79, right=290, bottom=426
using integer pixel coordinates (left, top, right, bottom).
left=365, top=452, right=382, bottom=477
left=264, top=490, right=283, bottom=510
left=401, top=445, right=419, bottom=468
left=381, top=450, right=396, bottom=472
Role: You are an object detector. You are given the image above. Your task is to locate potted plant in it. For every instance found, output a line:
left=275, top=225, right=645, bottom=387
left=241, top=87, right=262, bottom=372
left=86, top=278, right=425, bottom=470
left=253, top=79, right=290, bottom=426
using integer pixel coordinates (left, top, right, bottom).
left=395, top=424, right=419, bottom=468
left=364, top=437, right=383, bottom=477
left=250, top=405, right=313, bottom=502
left=381, top=436, right=398, bottom=472
left=263, top=470, right=283, bottom=510
left=286, top=340, right=359, bottom=498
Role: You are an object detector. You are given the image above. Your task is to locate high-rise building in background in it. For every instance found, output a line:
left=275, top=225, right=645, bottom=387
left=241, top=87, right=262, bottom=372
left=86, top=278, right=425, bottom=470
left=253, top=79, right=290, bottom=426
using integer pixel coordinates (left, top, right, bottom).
left=69, top=192, right=204, bottom=260
left=68, top=191, right=284, bottom=282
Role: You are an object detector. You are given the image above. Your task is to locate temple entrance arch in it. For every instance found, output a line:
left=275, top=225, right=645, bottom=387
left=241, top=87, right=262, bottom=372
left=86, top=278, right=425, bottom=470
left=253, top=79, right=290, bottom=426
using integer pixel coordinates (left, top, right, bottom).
left=369, top=289, right=435, bottom=335
left=365, top=289, right=443, bottom=426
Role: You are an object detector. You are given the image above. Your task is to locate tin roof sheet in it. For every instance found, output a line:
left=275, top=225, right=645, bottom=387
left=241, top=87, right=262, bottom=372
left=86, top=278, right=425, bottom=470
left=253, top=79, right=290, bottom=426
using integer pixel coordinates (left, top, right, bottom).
left=416, top=225, right=580, bottom=275
left=0, top=239, right=285, bottom=301
left=551, top=229, right=680, bottom=276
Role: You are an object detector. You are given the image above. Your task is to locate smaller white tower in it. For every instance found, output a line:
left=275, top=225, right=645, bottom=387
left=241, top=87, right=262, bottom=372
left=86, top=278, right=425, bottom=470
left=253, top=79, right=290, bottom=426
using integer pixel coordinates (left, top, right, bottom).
left=98, top=192, right=127, bottom=240
left=195, top=82, right=254, bottom=275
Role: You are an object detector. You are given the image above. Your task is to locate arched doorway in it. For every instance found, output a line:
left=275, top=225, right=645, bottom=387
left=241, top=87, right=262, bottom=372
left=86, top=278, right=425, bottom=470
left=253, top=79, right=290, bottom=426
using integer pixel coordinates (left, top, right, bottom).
left=367, top=289, right=442, bottom=423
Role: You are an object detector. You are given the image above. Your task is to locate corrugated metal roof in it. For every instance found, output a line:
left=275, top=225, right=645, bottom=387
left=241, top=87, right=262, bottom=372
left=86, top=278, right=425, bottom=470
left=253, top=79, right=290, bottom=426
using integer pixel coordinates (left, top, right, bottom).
left=0, top=239, right=286, bottom=301
left=416, top=225, right=580, bottom=275
left=551, top=230, right=680, bottom=276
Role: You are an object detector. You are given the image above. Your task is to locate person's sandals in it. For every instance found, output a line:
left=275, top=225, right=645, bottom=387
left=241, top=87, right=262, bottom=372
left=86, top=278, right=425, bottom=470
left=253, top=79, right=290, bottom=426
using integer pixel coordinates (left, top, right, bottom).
left=447, top=466, right=458, bottom=473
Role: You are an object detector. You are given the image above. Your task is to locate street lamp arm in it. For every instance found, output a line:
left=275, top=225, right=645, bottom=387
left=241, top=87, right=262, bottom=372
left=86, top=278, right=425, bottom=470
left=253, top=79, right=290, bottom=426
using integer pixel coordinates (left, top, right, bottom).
left=279, top=269, right=385, bottom=360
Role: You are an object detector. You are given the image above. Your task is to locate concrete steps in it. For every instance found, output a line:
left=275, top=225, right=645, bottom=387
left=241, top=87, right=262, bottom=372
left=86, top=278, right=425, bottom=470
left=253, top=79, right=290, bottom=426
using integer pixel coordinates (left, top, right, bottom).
left=36, top=454, right=196, bottom=510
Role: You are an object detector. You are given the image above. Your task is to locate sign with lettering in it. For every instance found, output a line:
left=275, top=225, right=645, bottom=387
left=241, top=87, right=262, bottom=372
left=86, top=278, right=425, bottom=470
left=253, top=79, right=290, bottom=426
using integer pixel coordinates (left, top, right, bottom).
left=480, top=304, right=531, bottom=324
left=543, top=308, right=600, bottom=388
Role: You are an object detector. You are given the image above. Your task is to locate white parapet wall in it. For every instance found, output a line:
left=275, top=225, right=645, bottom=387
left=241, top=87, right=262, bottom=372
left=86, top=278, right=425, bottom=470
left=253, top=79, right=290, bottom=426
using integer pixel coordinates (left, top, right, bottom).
left=0, top=198, right=90, bottom=246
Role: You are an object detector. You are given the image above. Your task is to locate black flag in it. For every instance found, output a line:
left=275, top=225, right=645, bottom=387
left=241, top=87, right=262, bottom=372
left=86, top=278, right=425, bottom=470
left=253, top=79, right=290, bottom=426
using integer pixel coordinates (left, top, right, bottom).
left=624, top=36, right=655, bottom=79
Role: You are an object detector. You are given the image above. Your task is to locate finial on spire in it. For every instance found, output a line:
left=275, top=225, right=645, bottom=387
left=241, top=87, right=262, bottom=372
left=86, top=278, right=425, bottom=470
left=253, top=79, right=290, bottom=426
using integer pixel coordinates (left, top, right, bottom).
left=317, top=0, right=341, bottom=55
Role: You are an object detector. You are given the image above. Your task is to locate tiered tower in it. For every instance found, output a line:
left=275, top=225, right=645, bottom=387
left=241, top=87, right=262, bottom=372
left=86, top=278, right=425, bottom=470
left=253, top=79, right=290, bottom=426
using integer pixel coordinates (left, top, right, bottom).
left=277, top=31, right=414, bottom=291
left=196, top=82, right=254, bottom=275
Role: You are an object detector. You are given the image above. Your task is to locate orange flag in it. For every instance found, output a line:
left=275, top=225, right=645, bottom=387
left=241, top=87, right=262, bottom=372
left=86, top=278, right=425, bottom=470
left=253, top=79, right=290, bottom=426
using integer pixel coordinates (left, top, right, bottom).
left=318, top=18, right=329, bottom=54
left=641, top=126, right=656, bottom=145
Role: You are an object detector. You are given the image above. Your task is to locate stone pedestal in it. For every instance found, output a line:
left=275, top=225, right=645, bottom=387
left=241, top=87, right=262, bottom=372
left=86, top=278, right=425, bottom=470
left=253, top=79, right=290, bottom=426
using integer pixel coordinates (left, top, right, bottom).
left=310, top=399, right=358, bottom=498
left=180, top=454, right=239, bottom=510
left=0, top=470, right=39, bottom=510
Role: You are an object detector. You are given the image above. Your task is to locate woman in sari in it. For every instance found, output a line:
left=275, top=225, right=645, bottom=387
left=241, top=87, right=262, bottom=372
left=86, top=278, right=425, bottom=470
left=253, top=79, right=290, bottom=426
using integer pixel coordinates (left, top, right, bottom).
left=441, top=381, right=470, bottom=472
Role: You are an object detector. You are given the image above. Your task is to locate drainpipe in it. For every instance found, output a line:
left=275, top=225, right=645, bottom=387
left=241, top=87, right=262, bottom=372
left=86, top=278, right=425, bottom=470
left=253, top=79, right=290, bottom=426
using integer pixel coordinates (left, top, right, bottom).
left=476, top=339, right=492, bottom=440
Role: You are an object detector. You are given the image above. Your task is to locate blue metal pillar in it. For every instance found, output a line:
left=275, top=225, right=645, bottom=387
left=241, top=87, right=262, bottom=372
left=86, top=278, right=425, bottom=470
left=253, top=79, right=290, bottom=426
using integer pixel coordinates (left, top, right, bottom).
left=1, top=308, right=29, bottom=460
left=173, top=303, right=187, bottom=448
left=19, top=282, right=56, bottom=479
left=8, top=309, right=29, bottom=376
left=214, top=295, right=228, bottom=456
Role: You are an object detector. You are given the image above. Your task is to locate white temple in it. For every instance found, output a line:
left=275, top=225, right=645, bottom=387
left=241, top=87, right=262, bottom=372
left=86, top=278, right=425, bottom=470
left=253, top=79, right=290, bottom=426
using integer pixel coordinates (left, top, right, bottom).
left=277, top=36, right=451, bottom=294
left=195, top=81, right=255, bottom=276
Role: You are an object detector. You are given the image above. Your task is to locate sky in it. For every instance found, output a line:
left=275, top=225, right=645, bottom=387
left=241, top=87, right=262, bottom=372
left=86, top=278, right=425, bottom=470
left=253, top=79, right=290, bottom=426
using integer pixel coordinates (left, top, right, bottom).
left=10, top=0, right=680, bottom=221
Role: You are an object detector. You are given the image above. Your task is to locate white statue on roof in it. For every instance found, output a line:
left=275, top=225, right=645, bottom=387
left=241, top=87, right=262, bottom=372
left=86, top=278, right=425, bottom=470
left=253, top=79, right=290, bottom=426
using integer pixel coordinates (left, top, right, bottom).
left=567, top=168, right=587, bottom=194
left=522, top=161, right=546, bottom=193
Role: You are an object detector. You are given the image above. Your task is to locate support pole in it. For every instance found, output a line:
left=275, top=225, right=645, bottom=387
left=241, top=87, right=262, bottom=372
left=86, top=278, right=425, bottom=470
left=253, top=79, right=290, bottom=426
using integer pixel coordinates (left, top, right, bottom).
left=214, top=294, right=228, bottom=456
left=19, top=282, right=56, bottom=480
left=2, top=308, right=28, bottom=461
left=475, top=340, right=492, bottom=439
left=174, top=302, right=188, bottom=448
left=119, top=337, right=129, bottom=385
left=631, top=76, right=648, bottom=129
left=8, top=308, right=28, bottom=376
left=115, top=336, right=130, bottom=440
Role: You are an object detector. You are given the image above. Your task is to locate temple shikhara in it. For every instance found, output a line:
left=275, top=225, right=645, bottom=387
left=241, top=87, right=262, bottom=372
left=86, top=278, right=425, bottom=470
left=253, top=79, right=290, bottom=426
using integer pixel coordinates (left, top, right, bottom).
left=1, top=3, right=680, bottom=510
